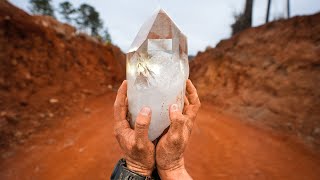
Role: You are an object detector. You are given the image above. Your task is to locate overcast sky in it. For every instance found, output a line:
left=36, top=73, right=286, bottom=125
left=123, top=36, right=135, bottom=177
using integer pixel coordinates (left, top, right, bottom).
left=9, top=0, right=320, bottom=55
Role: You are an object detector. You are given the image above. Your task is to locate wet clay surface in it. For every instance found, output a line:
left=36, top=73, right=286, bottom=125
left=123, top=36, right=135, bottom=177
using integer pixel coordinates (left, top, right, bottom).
left=0, top=92, right=319, bottom=180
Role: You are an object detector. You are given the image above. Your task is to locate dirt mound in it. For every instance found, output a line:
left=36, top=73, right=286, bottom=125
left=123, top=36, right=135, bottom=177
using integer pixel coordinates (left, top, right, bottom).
left=0, top=1, right=125, bottom=149
left=190, top=13, right=320, bottom=147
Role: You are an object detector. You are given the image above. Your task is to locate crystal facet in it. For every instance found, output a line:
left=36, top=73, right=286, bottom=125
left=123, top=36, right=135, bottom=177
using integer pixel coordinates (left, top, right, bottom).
left=127, top=8, right=189, bottom=141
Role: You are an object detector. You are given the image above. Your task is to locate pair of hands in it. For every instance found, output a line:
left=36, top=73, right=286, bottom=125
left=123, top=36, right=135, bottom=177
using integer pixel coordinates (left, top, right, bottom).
left=113, top=80, right=201, bottom=179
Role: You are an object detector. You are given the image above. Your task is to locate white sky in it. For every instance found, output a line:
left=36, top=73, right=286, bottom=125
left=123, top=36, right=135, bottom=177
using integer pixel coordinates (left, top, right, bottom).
left=9, top=0, right=320, bottom=55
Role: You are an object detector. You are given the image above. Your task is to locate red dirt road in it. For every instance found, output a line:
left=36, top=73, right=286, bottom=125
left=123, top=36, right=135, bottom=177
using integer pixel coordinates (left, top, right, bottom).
left=0, top=92, right=319, bottom=180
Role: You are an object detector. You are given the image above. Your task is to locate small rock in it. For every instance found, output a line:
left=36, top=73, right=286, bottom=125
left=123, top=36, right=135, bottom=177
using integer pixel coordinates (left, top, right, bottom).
left=38, top=113, right=46, bottom=118
left=108, top=84, right=113, bottom=89
left=81, top=89, right=92, bottom=95
left=4, top=16, right=10, bottom=20
left=34, top=166, right=40, bottom=173
left=48, top=112, right=54, bottom=118
left=14, top=131, right=23, bottom=137
left=80, top=93, right=86, bottom=99
left=1, top=151, right=14, bottom=159
left=313, top=128, right=320, bottom=135
left=0, top=111, right=6, bottom=117
left=306, top=136, right=314, bottom=142
left=11, top=59, right=17, bottom=65
left=18, top=139, right=26, bottom=144
left=253, top=169, right=262, bottom=175
left=25, top=72, right=32, bottom=80
left=49, top=98, right=59, bottom=104
left=78, top=147, right=85, bottom=153
left=46, top=138, right=56, bottom=145
left=84, top=108, right=91, bottom=114
left=27, top=145, right=36, bottom=152
left=42, top=21, right=49, bottom=27
left=31, top=120, right=40, bottom=127
left=4, top=112, right=19, bottom=124
left=59, top=42, right=65, bottom=49
left=0, top=77, right=4, bottom=85
left=63, top=139, right=74, bottom=148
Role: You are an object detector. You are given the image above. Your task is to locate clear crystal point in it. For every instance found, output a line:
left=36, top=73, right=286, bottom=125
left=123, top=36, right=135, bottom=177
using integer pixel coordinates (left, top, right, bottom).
left=126, top=8, right=189, bottom=141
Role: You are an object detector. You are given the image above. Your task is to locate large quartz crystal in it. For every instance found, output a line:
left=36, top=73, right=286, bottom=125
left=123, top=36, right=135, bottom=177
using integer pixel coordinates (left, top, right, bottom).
left=126, top=8, right=189, bottom=141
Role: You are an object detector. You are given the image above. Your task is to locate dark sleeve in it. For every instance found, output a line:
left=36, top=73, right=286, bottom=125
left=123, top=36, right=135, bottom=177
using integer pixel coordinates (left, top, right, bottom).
left=111, top=159, right=156, bottom=180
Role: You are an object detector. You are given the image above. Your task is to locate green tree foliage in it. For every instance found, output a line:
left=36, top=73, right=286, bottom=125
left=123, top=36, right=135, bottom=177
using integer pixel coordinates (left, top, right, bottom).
left=58, top=1, right=76, bottom=23
left=77, top=4, right=103, bottom=37
left=29, top=0, right=55, bottom=17
left=28, top=0, right=112, bottom=41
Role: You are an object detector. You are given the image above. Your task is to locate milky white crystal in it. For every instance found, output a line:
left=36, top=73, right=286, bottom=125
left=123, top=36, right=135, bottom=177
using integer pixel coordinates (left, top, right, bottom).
left=126, top=8, right=189, bottom=141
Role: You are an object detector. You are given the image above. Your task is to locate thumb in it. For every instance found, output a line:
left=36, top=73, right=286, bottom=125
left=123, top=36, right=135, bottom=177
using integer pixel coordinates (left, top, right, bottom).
left=169, top=104, right=185, bottom=132
left=135, top=107, right=152, bottom=141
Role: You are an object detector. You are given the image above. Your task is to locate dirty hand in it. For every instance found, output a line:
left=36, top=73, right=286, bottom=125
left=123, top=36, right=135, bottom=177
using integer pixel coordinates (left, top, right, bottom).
left=156, top=80, right=201, bottom=180
left=113, top=80, right=155, bottom=176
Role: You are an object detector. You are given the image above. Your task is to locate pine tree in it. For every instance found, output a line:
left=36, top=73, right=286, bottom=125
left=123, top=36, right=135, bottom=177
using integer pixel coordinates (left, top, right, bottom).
left=29, top=0, right=55, bottom=17
left=231, top=0, right=254, bottom=35
left=103, top=29, right=112, bottom=43
left=266, top=0, right=271, bottom=23
left=59, top=1, right=76, bottom=23
left=287, top=0, right=290, bottom=18
left=76, top=4, right=103, bottom=36
left=243, top=0, right=253, bottom=27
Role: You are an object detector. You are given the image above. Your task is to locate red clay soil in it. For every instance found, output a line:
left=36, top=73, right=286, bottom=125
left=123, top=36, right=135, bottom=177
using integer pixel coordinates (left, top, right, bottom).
left=0, top=92, right=319, bottom=180
left=0, top=1, right=125, bottom=149
left=190, top=12, right=320, bottom=147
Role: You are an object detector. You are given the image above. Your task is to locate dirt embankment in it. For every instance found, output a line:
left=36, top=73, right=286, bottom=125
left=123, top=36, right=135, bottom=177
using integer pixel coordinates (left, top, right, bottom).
left=0, top=1, right=125, bottom=149
left=190, top=13, right=320, bottom=147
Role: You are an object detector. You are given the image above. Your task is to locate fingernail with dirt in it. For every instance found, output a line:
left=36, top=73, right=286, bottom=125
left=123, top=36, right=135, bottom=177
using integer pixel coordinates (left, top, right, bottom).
left=141, top=107, right=151, bottom=116
left=171, top=104, right=178, bottom=112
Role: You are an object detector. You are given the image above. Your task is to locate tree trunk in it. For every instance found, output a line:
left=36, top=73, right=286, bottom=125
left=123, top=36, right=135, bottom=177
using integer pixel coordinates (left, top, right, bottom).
left=266, top=0, right=271, bottom=23
left=244, top=0, right=254, bottom=27
left=287, top=0, right=290, bottom=18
